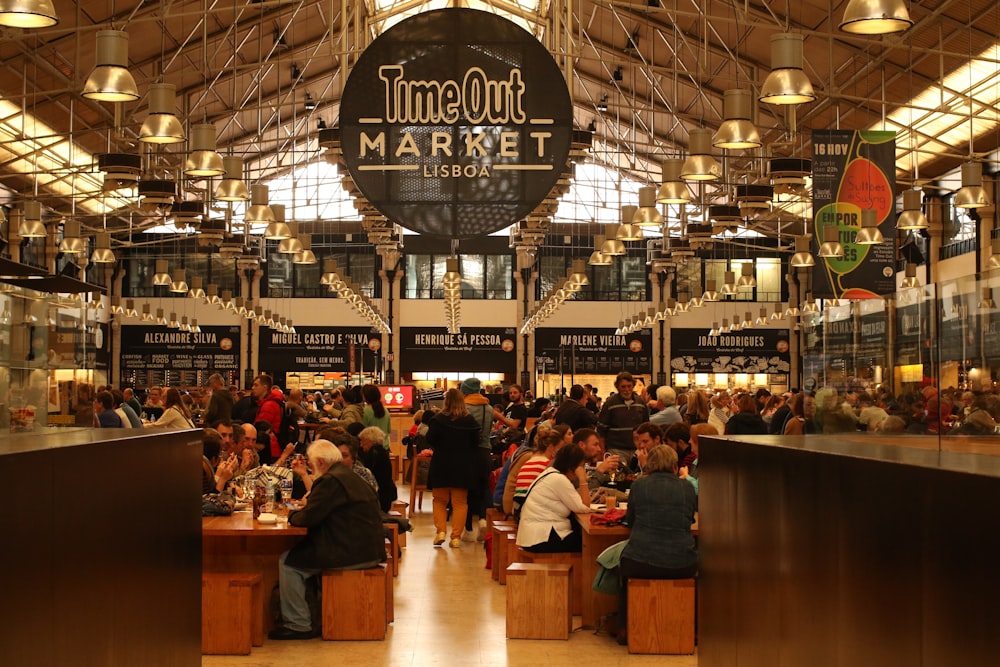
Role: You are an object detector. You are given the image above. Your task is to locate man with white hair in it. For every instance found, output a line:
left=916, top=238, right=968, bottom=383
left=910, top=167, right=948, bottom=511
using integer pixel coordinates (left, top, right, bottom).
left=270, top=439, right=386, bottom=640
left=649, top=386, right=683, bottom=427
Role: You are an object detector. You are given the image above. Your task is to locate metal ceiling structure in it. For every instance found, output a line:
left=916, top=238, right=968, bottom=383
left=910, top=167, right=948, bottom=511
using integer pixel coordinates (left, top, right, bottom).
left=1, top=0, right=999, bottom=244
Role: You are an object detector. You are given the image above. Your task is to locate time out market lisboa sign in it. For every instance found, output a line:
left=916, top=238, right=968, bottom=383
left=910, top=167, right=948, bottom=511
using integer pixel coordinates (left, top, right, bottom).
left=339, top=8, right=574, bottom=240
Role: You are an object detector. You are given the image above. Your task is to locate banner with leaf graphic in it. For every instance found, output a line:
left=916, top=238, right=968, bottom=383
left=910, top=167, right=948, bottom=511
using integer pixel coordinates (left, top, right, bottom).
left=811, top=129, right=897, bottom=299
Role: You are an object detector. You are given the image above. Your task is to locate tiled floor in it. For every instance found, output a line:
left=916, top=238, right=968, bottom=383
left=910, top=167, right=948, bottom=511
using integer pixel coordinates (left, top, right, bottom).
left=203, top=485, right=698, bottom=666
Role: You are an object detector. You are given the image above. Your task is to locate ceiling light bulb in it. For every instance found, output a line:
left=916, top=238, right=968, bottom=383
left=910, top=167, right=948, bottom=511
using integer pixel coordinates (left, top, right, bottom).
left=83, top=30, right=139, bottom=102
left=897, top=189, right=929, bottom=229
left=818, top=225, right=844, bottom=258
left=215, top=156, right=250, bottom=201
left=600, top=224, right=627, bottom=255
left=900, top=262, right=920, bottom=289
left=632, top=187, right=662, bottom=226
left=18, top=200, right=46, bottom=237
left=91, top=232, right=116, bottom=263
left=169, top=268, right=189, bottom=293
left=245, top=184, right=275, bottom=224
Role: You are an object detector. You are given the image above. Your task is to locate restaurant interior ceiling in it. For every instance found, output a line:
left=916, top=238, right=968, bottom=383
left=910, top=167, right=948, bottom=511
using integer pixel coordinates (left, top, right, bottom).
left=1, top=0, right=1000, bottom=253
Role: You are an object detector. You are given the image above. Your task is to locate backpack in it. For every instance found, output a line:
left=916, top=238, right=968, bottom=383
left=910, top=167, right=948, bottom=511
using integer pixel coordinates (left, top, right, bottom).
left=277, top=405, right=300, bottom=448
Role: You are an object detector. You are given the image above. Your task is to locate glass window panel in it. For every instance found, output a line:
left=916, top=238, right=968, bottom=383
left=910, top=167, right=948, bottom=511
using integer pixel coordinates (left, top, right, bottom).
left=460, top=256, right=485, bottom=298
left=590, top=263, right=619, bottom=300
left=756, top=258, right=782, bottom=302
left=268, top=254, right=293, bottom=298
left=485, top=255, right=512, bottom=299
left=294, top=261, right=323, bottom=297
left=350, top=254, right=376, bottom=298
left=539, top=255, right=565, bottom=298
left=620, top=256, right=647, bottom=301
left=431, top=256, right=448, bottom=299
left=675, top=261, right=702, bottom=301
left=405, top=254, right=433, bottom=298
left=704, top=260, right=726, bottom=291
left=212, top=257, right=239, bottom=295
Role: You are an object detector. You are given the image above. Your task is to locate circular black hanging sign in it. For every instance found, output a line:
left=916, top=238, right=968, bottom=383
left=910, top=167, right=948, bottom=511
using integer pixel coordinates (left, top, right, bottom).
left=340, top=9, right=574, bottom=240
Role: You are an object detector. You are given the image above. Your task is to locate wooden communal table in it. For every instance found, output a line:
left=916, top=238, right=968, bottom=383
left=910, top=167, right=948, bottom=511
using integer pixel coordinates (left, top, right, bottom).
left=202, top=513, right=306, bottom=633
left=576, top=511, right=699, bottom=630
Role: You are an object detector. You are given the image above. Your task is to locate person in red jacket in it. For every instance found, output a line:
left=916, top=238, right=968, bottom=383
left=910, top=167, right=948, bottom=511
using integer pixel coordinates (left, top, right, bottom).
left=252, top=373, right=285, bottom=461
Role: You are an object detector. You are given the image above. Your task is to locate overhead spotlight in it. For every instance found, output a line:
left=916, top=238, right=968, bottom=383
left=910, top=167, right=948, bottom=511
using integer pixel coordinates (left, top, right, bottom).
left=587, top=119, right=597, bottom=133
left=818, top=225, right=844, bottom=258
left=656, top=158, right=691, bottom=204
left=184, top=124, right=225, bottom=177
left=900, top=262, right=921, bottom=289
left=139, top=83, right=186, bottom=144
left=855, top=208, right=884, bottom=244
left=215, top=156, right=250, bottom=201
left=632, top=187, right=662, bottom=226
left=988, top=238, right=1000, bottom=270
left=18, top=200, right=46, bottom=237
left=317, top=119, right=328, bottom=130
left=680, top=128, right=721, bottom=181
left=759, top=33, right=815, bottom=105
left=713, top=89, right=761, bottom=150
left=82, top=30, right=139, bottom=102
left=954, top=162, right=991, bottom=209
left=597, top=94, right=608, bottom=112
left=0, top=0, right=58, bottom=28
left=790, top=235, right=816, bottom=267
left=613, top=66, right=624, bottom=82
left=839, top=0, right=913, bottom=35
left=897, top=189, right=929, bottom=228
left=304, top=92, right=317, bottom=111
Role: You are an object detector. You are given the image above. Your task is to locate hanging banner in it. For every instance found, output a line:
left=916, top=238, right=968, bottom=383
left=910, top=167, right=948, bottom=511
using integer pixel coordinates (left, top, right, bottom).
left=670, top=328, right=790, bottom=374
left=535, top=328, right=652, bottom=376
left=811, top=129, right=897, bottom=299
left=399, top=327, right=517, bottom=373
left=258, top=327, right=382, bottom=375
left=339, top=8, right=574, bottom=240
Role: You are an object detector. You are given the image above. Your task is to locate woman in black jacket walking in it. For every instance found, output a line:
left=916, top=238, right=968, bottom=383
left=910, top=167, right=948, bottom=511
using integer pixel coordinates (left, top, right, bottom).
left=426, top=388, right=482, bottom=548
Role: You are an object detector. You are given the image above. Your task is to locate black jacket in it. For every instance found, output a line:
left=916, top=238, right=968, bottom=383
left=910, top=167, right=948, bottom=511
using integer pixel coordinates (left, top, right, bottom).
left=425, top=412, right=481, bottom=489
left=286, top=464, right=386, bottom=569
left=553, top=399, right=598, bottom=432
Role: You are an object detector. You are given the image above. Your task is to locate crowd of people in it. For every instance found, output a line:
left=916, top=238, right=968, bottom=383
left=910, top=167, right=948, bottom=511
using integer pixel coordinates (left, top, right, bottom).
left=109, top=369, right=993, bottom=642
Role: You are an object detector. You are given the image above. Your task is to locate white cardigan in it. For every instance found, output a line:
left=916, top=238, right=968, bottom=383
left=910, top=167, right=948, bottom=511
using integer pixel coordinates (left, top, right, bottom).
left=516, top=469, right=590, bottom=548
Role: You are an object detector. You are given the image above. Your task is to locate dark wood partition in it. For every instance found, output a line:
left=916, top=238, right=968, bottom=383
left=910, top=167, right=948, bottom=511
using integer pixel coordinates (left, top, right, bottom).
left=698, top=434, right=1000, bottom=667
left=1, top=428, right=203, bottom=667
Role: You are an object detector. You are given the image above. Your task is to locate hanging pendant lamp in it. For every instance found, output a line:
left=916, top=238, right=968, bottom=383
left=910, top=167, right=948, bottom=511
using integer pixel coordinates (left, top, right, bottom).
left=839, top=0, right=913, bottom=35
left=0, top=0, right=58, bottom=28
left=790, top=235, right=816, bottom=267
left=713, top=89, right=761, bottom=149
left=656, top=158, right=691, bottom=204
left=954, top=162, right=991, bottom=209
left=855, top=208, right=884, bottom=244
left=896, top=189, right=929, bottom=229
left=759, top=33, right=815, bottom=105
left=139, top=83, right=185, bottom=144
left=184, top=124, right=225, bottom=177
left=215, top=156, right=250, bottom=201
left=83, top=30, right=139, bottom=102
left=680, top=128, right=721, bottom=181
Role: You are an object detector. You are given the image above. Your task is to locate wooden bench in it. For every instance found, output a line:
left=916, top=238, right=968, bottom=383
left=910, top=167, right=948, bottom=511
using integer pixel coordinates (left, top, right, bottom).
left=506, top=563, right=572, bottom=640
left=201, top=572, right=262, bottom=655
left=627, top=578, right=696, bottom=654
left=321, top=566, right=389, bottom=640
left=490, top=522, right=516, bottom=582
left=388, top=509, right=407, bottom=547
left=384, top=523, right=400, bottom=576
left=514, top=548, right=582, bottom=615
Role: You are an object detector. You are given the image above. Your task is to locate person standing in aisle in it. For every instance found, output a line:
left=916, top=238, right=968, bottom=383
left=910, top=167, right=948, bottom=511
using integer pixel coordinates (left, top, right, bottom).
left=203, top=373, right=233, bottom=427
left=461, top=377, right=493, bottom=541
left=425, top=388, right=481, bottom=547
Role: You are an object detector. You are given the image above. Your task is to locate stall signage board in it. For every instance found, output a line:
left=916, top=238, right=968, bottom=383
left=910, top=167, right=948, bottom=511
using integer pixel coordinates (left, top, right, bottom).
left=399, top=327, right=517, bottom=373
left=120, top=325, right=240, bottom=373
left=670, top=328, right=791, bottom=374
left=259, top=327, right=381, bottom=373
left=339, top=8, right=573, bottom=239
left=534, top=328, right=652, bottom=375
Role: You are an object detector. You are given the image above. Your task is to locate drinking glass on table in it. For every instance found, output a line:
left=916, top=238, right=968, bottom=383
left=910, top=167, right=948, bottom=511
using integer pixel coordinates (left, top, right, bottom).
left=280, top=479, right=292, bottom=506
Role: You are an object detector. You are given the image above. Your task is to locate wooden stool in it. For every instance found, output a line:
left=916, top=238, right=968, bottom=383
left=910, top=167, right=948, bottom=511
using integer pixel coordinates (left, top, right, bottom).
left=321, top=566, right=388, bottom=640
left=383, top=523, right=400, bottom=576
left=515, top=549, right=582, bottom=616
left=202, top=572, right=262, bottom=655
left=384, top=559, right=394, bottom=623
left=491, top=523, right=516, bottom=582
left=485, top=508, right=506, bottom=533
left=388, top=509, right=407, bottom=547
left=627, top=578, right=696, bottom=654
left=408, top=456, right=429, bottom=512
left=506, top=563, right=572, bottom=640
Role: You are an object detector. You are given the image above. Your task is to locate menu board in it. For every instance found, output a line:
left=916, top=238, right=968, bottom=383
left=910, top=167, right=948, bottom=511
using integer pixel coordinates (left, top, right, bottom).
left=670, top=328, right=790, bottom=374
left=399, top=327, right=517, bottom=374
left=534, top=328, right=652, bottom=375
left=119, top=325, right=240, bottom=388
left=257, top=326, right=382, bottom=374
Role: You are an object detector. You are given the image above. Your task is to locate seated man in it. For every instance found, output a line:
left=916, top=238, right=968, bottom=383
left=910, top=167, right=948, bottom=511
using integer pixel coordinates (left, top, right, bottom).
left=270, top=439, right=386, bottom=640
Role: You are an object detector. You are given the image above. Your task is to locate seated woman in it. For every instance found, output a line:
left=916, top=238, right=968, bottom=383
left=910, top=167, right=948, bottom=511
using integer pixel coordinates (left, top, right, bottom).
left=515, top=445, right=591, bottom=553
left=144, top=388, right=196, bottom=429
left=617, top=444, right=698, bottom=645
